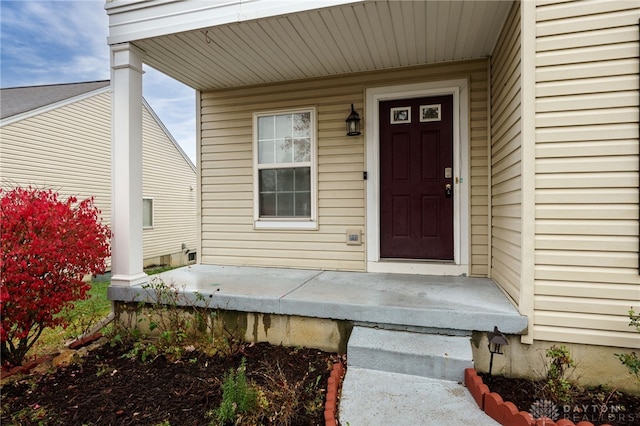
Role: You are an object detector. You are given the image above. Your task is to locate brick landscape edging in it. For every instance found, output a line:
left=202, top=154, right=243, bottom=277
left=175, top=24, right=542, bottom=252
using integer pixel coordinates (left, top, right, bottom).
left=464, top=368, right=613, bottom=426
left=0, top=332, right=104, bottom=380
left=325, top=358, right=345, bottom=426
left=0, top=354, right=53, bottom=380
left=68, top=332, right=103, bottom=349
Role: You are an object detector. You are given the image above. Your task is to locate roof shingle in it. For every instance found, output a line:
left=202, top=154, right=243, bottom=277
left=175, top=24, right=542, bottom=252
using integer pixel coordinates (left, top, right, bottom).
left=1, top=80, right=110, bottom=120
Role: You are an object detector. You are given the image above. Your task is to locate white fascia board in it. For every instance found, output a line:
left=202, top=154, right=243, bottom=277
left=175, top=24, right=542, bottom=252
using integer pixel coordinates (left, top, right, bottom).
left=106, top=0, right=362, bottom=45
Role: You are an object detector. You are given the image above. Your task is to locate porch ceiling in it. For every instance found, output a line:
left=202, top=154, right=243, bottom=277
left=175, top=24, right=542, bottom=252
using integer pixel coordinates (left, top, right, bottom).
left=124, top=1, right=513, bottom=90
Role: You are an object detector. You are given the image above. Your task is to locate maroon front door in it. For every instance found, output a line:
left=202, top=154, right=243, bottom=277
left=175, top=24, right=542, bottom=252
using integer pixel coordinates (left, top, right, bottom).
left=380, top=95, right=454, bottom=260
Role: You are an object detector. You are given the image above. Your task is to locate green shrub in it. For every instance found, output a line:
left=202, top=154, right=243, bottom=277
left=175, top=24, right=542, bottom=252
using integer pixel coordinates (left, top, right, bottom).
left=213, top=358, right=258, bottom=425
left=543, top=345, right=576, bottom=403
left=615, top=308, right=640, bottom=381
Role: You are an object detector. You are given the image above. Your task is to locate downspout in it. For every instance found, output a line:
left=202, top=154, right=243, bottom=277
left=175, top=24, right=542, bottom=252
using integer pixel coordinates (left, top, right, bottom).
left=519, top=0, right=536, bottom=345
left=196, top=90, right=202, bottom=265
left=486, top=58, right=493, bottom=278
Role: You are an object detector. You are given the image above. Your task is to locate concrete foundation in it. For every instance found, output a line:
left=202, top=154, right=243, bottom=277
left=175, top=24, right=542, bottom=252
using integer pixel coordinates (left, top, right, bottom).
left=245, top=313, right=351, bottom=353
left=471, top=332, right=640, bottom=396
left=142, top=249, right=196, bottom=269
left=113, top=301, right=351, bottom=353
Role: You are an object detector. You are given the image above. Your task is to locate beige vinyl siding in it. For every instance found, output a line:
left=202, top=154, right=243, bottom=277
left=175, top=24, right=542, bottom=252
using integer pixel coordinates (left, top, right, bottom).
left=0, top=90, right=197, bottom=269
left=0, top=91, right=113, bottom=227
left=490, top=1, right=522, bottom=304
left=200, top=60, right=490, bottom=273
left=142, top=104, right=198, bottom=261
left=533, top=0, right=640, bottom=348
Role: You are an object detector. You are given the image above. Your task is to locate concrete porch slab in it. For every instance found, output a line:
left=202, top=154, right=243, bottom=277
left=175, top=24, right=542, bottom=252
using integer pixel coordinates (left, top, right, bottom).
left=109, top=265, right=323, bottom=313
left=282, top=270, right=527, bottom=333
left=108, top=264, right=528, bottom=334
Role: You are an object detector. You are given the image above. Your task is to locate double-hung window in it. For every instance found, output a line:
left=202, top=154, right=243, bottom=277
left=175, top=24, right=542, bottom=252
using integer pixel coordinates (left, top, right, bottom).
left=254, top=108, right=317, bottom=229
left=142, top=197, right=153, bottom=229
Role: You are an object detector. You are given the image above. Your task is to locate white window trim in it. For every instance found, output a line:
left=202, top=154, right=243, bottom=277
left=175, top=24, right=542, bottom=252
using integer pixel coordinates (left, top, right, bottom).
left=143, top=197, right=154, bottom=229
left=252, top=107, right=318, bottom=230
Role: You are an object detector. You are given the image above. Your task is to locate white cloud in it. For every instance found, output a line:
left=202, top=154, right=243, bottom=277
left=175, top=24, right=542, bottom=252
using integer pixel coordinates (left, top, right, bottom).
left=1, top=0, right=196, bottom=163
left=1, top=1, right=110, bottom=86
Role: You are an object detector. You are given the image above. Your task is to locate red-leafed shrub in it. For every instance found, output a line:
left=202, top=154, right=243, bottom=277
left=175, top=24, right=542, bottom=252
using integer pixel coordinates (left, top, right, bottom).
left=0, top=187, right=111, bottom=367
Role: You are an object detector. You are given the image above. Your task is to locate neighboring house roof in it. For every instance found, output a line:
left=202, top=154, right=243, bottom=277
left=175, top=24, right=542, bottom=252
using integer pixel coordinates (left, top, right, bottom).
left=1, top=80, right=111, bottom=120
left=0, top=80, right=195, bottom=171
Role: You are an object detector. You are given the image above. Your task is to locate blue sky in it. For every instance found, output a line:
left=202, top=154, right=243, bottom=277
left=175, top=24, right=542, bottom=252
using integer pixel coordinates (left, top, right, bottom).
left=0, top=0, right=196, bottom=163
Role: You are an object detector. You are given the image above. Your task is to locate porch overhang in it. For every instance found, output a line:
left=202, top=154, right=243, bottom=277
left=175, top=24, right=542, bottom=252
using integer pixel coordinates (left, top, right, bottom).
left=105, top=0, right=513, bottom=91
left=106, top=0, right=513, bottom=285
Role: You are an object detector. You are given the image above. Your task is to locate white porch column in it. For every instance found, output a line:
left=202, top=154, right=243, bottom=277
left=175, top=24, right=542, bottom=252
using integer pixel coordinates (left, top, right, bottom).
left=110, top=43, right=148, bottom=287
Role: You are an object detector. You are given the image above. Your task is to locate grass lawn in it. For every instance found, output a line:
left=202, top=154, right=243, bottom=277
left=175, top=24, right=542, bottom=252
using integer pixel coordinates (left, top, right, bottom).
left=27, top=278, right=112, bottom=359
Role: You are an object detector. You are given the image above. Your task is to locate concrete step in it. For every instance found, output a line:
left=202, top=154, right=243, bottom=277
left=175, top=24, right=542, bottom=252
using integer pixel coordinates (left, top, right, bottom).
left=347, top=326, right=473, bottom=382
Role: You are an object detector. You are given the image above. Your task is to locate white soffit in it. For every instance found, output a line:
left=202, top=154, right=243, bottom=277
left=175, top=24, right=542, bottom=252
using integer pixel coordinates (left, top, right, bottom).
left=107, top=0, right=513, bottom=90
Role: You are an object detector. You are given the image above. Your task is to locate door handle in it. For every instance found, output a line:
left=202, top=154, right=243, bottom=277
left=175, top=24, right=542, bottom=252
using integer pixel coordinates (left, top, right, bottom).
left=445, top=184, right=452, bottom=197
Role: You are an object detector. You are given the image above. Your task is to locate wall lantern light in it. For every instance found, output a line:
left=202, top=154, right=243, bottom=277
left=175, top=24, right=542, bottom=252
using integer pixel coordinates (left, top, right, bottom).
left=487, top=326, right=508, bottom=376
left=346, top=104, right=361, bottom=136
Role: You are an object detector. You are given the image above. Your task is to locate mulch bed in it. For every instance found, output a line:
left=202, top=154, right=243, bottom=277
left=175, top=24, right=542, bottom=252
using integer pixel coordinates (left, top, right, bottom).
left=1, top=341, right=336, bottom=425
left=480, top=373, right=640, bottom=426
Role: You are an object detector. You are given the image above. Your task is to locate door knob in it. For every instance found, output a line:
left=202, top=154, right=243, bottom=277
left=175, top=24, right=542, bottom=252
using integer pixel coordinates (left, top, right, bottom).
left=445, top=183, right=452, bottom=197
